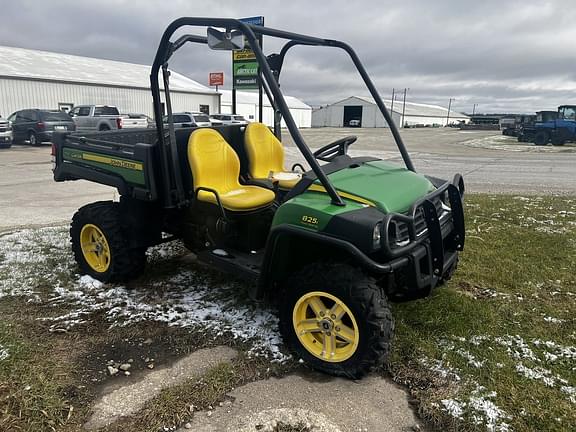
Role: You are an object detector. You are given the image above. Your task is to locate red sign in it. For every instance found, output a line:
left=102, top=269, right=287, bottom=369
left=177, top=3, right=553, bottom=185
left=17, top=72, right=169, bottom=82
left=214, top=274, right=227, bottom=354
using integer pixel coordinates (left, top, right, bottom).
left=209, top=72, right=224, bottom=86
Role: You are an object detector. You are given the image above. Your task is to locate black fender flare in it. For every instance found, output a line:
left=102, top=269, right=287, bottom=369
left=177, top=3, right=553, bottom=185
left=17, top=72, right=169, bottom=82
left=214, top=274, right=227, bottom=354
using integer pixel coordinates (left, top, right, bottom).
left=253, top=224, right=409, bottom=300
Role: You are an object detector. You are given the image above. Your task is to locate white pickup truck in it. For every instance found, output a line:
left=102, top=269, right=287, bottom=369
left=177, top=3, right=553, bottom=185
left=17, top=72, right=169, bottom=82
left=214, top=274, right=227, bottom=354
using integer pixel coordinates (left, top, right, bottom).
left=0, top=116, right=12, bottom=148
left=121, top=113, right=150, bottom=129
left=69, top=105, right=123, bottom=132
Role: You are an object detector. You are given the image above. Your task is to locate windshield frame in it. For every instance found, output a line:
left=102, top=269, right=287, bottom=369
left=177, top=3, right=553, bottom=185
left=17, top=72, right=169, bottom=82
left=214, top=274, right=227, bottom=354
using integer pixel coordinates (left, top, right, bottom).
left=150, top=17, right=415, bottom=208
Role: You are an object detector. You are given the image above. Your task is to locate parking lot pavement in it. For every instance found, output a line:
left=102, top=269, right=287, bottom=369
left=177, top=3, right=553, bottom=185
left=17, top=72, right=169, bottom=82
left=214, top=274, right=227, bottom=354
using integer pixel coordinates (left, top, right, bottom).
left=1, top=129, right=574, bottom=231
left=285, top=128, right=576, bottom=195
left=0, top=145, right=114, bottom=232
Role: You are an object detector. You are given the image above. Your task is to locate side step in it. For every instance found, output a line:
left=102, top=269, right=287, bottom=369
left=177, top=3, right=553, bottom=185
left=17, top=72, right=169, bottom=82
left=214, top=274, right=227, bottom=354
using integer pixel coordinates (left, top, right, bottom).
left=196, top=249, right=263, bottom=283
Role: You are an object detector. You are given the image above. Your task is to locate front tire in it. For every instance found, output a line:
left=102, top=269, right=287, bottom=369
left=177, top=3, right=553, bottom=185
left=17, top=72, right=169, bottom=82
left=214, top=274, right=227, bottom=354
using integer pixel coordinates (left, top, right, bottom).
left=279, top=264, right=393, bottom=379
left=71, top=201, right=146, bottom=282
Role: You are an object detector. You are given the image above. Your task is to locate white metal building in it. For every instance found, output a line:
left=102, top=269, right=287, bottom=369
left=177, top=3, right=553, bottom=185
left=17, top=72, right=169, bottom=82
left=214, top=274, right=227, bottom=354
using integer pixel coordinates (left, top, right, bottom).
left=0, top=45, right=219, bottom=118
left=219, top=89, right=312, bottom=128
left=312, top=96, right=469, bottom=128
left=0, top=46, right=313, bottom=128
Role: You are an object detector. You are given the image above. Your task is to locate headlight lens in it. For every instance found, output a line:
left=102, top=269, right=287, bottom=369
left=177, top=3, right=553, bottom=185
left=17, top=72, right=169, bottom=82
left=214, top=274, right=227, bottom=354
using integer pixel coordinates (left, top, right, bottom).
left=372, top=222, right=382, bottom=249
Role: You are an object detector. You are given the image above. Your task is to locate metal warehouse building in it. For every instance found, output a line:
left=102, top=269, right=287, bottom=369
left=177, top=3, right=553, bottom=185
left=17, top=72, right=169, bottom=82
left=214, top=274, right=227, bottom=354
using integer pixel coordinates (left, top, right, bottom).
left=312, top=96, right=469, bottom=128
left=220, top=90, right=312, bottom=128
left=0, top=46, right=312, bottom=128
left=0, top=46, right=220, bottom=119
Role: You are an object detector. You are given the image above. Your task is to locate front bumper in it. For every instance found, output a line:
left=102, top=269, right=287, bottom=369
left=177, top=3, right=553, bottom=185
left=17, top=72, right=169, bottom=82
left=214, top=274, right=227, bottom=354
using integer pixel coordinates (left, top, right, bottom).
left=0, top=132, right=12, bottom=146
left=377, top=174, right=465, bottom=295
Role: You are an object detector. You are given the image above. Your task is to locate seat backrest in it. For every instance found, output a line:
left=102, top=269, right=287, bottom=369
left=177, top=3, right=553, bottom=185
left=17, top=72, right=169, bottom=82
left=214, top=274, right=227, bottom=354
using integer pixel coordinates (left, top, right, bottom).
left=187, top=129, right=242, bottom=193
left=244, top=122, right=285, bottom=178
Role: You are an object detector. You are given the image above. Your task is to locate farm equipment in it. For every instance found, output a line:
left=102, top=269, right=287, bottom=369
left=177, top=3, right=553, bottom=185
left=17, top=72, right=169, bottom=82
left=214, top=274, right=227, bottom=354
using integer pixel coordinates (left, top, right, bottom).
left=517, top=111, right=556, bottom=143
left=53, top=18, right=465, bottom=378
left=529, top=105, right=576, bottom=146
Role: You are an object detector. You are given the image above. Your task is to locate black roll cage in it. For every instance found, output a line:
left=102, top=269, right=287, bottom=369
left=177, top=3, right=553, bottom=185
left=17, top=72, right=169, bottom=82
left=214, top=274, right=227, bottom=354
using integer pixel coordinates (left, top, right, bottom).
left=151, top=17, right=416, bottom=209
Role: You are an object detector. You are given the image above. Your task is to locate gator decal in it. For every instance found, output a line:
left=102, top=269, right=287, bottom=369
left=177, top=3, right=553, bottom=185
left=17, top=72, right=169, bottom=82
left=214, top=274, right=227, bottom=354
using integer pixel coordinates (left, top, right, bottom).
left=63, top=148, right=145, bottom=185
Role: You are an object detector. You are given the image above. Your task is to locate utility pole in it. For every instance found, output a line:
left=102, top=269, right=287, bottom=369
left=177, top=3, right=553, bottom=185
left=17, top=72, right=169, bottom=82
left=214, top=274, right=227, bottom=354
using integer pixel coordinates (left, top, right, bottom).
left=390, top=88, right=396, bottom=127
left=401, top=88, right=408, bottom=128
left=472, top=103, right=478, bottom=115
left=446, top=97, right=454, bottom=126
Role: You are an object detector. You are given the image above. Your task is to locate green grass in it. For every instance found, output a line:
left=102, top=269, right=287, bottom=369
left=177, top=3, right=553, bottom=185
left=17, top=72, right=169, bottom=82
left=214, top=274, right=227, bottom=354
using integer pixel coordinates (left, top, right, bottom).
left=390, top=194, right=576, bottom=431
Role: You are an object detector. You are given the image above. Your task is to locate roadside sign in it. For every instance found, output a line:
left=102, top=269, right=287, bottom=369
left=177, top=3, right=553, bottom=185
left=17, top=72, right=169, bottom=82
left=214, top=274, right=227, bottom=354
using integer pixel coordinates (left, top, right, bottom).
left=232, top=16, right=264, bottom=90
left=209, top=72, right=224, bottom=86
left=238, top=16, right=264, bottom=26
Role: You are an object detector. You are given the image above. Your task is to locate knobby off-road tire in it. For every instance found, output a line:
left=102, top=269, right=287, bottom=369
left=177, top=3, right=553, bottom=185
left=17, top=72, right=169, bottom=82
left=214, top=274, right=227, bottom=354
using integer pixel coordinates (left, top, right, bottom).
left=70, top=201, right=146, bottom=283
left=279, top=263, right=393, bottom=379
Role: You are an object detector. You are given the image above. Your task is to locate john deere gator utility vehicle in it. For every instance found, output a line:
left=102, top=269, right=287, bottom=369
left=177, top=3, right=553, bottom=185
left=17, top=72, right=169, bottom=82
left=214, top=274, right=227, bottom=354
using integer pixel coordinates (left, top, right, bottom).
left=53, top=17, right=465, bottom=378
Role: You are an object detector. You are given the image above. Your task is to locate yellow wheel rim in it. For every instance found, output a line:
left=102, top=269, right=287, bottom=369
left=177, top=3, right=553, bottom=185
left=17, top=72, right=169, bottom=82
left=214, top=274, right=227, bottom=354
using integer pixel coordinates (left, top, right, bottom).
left=80, top=224, right=111, bottom=273
left=292, top=291, right=359, bottom=363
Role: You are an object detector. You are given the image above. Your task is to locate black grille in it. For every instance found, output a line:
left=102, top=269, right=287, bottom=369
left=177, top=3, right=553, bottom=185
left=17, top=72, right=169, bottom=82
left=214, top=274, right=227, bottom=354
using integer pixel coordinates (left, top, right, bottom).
left=0, top=127, right=7, bottom=133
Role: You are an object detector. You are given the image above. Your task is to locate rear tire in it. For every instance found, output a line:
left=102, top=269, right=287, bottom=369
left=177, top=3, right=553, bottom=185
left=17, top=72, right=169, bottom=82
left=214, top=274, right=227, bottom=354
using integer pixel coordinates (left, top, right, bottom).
left=551, top=135, right=565, bottom=146
left=279, top=263, right=393, bottom=379
left=70, top=201, right=146, bottom=283
left=533, top=131, right=549, bottom=146
left=99, top=125, right=110, bottom=131
left=29, top=131, right=39, bottom=146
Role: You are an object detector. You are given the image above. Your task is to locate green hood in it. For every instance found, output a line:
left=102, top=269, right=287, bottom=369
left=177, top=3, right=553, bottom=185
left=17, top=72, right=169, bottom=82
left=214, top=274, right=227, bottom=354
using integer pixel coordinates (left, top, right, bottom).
left=321, top=160, right=434, bottom=213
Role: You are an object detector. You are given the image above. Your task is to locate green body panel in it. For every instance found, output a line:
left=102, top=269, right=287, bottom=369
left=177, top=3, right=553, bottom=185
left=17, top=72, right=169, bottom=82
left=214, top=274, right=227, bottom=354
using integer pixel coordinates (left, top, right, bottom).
left=63, top=147, right=146, bottom=185
left=272, top=160, right=434, bottom=229
left=325, top=160, right=434, bottom=213
left=273, top=193, right=367, bottom=231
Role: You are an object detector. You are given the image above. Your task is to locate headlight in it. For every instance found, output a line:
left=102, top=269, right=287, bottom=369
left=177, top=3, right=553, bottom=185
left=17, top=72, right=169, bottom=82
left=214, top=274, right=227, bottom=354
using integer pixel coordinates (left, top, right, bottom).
left=372, top=222, right=382, bottom=249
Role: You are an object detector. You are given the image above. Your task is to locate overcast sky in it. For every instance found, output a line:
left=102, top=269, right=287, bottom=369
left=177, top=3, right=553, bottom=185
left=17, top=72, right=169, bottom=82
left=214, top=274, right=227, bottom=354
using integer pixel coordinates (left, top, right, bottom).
left=1, top=0, right=575, bottom=113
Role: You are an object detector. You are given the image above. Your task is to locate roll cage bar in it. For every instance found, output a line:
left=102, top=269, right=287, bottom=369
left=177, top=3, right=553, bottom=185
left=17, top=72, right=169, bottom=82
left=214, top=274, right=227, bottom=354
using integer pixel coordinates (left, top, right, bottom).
left=151, top=17, right=416, bottom=208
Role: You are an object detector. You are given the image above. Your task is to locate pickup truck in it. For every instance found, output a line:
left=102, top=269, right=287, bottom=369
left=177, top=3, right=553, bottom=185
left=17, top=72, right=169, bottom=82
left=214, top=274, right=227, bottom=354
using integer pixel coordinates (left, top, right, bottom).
left=0, top=116, right=12, bottom=148
left=69, top=105, right=123, bottom=132
left=121, top=113, right=151, bottom=129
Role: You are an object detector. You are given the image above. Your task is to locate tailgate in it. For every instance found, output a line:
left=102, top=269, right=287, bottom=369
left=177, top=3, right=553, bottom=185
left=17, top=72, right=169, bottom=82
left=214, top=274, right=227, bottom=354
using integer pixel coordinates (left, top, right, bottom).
left=52, top=132, right=159, bottom=201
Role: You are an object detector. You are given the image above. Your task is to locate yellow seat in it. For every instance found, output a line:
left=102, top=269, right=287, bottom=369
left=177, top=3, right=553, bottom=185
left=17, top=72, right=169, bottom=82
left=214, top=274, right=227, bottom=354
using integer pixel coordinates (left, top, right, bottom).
left=188, top=129, right=275, bottom=211
left=244, top=122, right=302, bottom=189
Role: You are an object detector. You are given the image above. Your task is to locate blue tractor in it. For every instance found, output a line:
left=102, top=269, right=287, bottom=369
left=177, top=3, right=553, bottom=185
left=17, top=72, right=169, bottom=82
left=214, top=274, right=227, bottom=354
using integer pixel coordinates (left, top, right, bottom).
left=532, top=105, right=576, bottom=146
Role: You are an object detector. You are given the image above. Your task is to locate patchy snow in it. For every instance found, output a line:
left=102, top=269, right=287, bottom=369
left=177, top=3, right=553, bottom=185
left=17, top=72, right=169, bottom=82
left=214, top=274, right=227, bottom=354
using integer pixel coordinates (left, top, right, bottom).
left=441, top=387, right=511, bottom=432
left=532, top=340, right=576, bottom=362
left=560, top=386, right=576, bottom=404
left=441, top=399, right=465, bottom=419
left=455, top=348, right=486, bottom=368
left=0, top=344, right=9, bottom=361
left=469, top=388, right=511, bottom=432
left=419, top=356, right=461, bottom=382
left=494, top=335, right=539, bottom=362
left=543, top=316, right=565, bottom=324
left=0, top=227, right=290, bottom=362
left=515, top=364, right=556, bottom=387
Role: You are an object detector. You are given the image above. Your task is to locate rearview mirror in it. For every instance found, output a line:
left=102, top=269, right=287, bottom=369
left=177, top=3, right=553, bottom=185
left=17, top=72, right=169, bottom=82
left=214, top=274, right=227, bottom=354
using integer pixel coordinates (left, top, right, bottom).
left=207, top=27, right=244, bottom=50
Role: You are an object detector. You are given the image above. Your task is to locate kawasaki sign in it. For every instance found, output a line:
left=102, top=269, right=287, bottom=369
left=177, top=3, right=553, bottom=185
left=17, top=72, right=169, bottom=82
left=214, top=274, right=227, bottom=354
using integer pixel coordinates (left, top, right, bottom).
left=232, top=16, right=264, bottom=90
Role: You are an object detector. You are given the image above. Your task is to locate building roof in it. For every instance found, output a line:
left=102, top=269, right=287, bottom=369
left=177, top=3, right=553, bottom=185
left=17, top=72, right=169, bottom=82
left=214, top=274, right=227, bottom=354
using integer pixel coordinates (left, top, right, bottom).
left=219, top=89, right=310, bottom=110
left=0, top=45, right=215, bottom=94
left=321, top=95, right=469, bottom=119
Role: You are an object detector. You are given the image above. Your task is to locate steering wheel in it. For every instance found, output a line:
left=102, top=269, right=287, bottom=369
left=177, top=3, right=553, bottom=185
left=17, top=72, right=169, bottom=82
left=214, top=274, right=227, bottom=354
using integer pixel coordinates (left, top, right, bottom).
left=313, top=136, right=358, bottom=162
